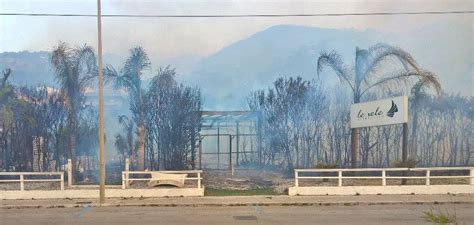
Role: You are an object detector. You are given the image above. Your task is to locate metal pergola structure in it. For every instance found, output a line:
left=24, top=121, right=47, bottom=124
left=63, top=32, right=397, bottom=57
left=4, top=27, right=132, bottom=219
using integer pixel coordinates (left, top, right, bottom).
left=198, top=111, right=262, bottom=171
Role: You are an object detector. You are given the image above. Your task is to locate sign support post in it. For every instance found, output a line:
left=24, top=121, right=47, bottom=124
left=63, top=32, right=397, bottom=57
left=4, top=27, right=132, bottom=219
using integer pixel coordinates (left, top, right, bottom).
left=402, top=122, right=409, bottom=185
left=351, top=96, right=409, bottom=171
left=402, top=122, right=408, bottom=164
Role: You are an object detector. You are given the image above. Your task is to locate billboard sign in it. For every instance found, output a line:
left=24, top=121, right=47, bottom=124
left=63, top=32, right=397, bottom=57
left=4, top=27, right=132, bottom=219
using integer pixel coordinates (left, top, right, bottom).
left=350, top=96, right=408, bottom=128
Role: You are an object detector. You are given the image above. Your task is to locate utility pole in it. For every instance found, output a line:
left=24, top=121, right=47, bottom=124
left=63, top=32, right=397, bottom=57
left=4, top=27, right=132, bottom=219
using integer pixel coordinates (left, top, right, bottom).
left=97, top=0, right=106, bottom=204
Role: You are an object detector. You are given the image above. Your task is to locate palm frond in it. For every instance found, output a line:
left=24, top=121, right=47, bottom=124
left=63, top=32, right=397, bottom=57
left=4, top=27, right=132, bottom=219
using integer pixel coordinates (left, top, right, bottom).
left=317, top=51, right=355, bottom=92
left=109, top=47, right=151, bottom=95
left=51, top=42, right=73, bottom=89
left=123, top=47, right=150, bottom=79
left=74, top=45, right=97, bottom=88
left=361, top=69, right=441, bottom=96
left=363, top=43, right=420, bottom=83
left=103, top=65, right=129, bottom=89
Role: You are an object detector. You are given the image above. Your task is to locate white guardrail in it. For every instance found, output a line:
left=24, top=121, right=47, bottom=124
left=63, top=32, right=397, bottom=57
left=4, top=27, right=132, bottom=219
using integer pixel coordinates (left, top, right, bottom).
left=121, top=170, right=203, bottom=189
left=294, top=167, right=474, bottom=187
left=0, top=172, right=64, bottom=191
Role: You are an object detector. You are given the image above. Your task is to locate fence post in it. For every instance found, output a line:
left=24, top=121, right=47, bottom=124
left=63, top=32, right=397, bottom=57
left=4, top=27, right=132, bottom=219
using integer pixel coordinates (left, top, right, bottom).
left=382, top=169, right=386, bottom=186
left=121, top=172, right=125, bottom=189
left=125, top=158, right=130, bottom=188
left=67, top=159, right=72, bottom=187
left=197, top=172, right=201, bottom=189
left=425, top=170, right=430, bottom=186
left=20, top=174, right=24, bottom=191
left=338, top=170, right=342, bottom=187
left=294, top=170, right=299, bottom=187
left=60, top=173, right=64, bottom=190
left=470, top=169, right=474, bottom=185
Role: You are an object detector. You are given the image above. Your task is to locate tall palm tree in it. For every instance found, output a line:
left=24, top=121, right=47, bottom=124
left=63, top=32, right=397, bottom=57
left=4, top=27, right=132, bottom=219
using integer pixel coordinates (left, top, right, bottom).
left=317, top=43, right=441, bottom=168
left=51, top=42, right=97, bottom=177
left=105, top=47, right=150, bottom=170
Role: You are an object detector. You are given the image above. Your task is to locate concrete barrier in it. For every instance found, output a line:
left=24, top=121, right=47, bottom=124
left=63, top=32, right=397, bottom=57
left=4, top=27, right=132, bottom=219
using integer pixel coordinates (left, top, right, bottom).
left=289, top=185, right=474, bottom=196
left=0, top=188, right=204, bottom=200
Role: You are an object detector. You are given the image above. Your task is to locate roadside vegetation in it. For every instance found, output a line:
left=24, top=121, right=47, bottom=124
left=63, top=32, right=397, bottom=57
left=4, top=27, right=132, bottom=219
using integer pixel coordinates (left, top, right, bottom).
left=423, top=208, right=465, bottom=225
left=0, top=42, right=472, bottom=179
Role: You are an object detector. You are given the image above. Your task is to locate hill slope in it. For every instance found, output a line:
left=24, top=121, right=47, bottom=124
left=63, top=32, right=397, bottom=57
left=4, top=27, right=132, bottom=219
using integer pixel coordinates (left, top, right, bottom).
left=182, top=25, right=378, bottom=109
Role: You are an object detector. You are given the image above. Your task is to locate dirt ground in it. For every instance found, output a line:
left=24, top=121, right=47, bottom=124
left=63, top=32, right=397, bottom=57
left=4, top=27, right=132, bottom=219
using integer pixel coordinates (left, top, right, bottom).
left=202, top=169, right=294, bottom=194
left=0, top=182, right=61, bottom=191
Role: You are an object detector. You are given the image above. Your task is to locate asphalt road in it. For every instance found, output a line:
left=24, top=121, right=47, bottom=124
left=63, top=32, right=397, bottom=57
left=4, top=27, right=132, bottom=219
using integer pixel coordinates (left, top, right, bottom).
left=1, top=204, right=473, bottom=225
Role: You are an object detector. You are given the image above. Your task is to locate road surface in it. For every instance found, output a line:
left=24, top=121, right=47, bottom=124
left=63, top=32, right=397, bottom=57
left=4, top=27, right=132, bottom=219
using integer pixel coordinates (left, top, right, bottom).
left=1, top=204, right=473, bottom=224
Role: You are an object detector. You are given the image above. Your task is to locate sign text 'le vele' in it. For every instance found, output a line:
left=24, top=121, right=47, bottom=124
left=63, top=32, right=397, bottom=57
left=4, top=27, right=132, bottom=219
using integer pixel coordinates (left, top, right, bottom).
left=350, top=96, right=408, bottom=128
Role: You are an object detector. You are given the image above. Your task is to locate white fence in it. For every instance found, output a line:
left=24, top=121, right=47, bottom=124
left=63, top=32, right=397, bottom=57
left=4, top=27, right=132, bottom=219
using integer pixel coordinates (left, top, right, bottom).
left=0, top=172, right=64, bottom=191
left=290, top=167, right=474, bottom=196
left=122, top=170, right=203, bottom=189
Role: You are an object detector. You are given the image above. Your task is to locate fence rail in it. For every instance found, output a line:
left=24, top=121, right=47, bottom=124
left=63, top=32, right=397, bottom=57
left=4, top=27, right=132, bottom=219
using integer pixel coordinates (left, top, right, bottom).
left=294, top=167, right=474, bottom=187
left=0, top=172, right=64, bottom=191
left=121, top=170, right=203, bottom=189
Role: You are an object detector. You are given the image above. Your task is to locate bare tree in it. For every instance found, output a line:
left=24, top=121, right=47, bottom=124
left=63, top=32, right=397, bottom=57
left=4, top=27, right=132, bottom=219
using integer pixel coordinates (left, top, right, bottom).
left=146, top=67, right=202, bottom=170
left=248, top=77, right=327, bottom=170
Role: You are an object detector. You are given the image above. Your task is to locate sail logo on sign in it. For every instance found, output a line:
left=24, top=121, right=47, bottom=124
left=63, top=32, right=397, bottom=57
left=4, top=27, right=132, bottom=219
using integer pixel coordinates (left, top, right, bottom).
left=386, top=100, right=398, bottom=117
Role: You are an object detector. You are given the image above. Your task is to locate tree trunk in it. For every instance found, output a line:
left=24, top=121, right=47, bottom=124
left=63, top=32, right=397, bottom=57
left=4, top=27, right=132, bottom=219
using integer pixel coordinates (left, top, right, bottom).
left=69, top=112, right=77, bottom=182
left=351, top=92, right=361, bottom=168
left=351, top=128, right=360, bottom=168
left=137, top=117, right=145, bottom=170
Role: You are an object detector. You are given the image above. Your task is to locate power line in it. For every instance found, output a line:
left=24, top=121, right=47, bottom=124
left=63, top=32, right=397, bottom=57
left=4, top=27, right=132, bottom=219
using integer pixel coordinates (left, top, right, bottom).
left=0, top=10, right=473, bottom=18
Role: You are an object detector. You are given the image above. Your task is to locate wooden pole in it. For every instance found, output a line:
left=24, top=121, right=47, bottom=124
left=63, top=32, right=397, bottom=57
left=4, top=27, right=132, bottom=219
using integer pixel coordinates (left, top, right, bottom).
left=402, top=123, right=408, bottom=164
left=97, top=0, right=106, bottom=204
left=401, top=122, right=409, bottom=185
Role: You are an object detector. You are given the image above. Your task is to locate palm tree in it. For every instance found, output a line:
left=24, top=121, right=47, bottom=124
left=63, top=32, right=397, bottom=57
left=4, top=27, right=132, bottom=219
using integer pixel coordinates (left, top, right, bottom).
left=51, top=42, right=97, bottom=177
left=105, top=47, right=150, bottom=170
left=317, top=43, right=441, bottom=168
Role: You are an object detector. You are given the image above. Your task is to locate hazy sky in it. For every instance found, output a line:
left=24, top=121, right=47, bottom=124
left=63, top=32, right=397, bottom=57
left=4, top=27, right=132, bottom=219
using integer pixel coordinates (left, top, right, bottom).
left=1, top=0, right=472, bottom=59
left=1, top=0, right=473, bottom=97
left=2, top=0, right=472, bottom=157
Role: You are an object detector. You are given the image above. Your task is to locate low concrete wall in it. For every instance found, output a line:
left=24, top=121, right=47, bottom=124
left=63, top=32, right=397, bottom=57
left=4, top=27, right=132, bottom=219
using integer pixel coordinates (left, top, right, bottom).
left=288, top=185, right=474, bottom=196
left=0, top=188, right=204, bottom=200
